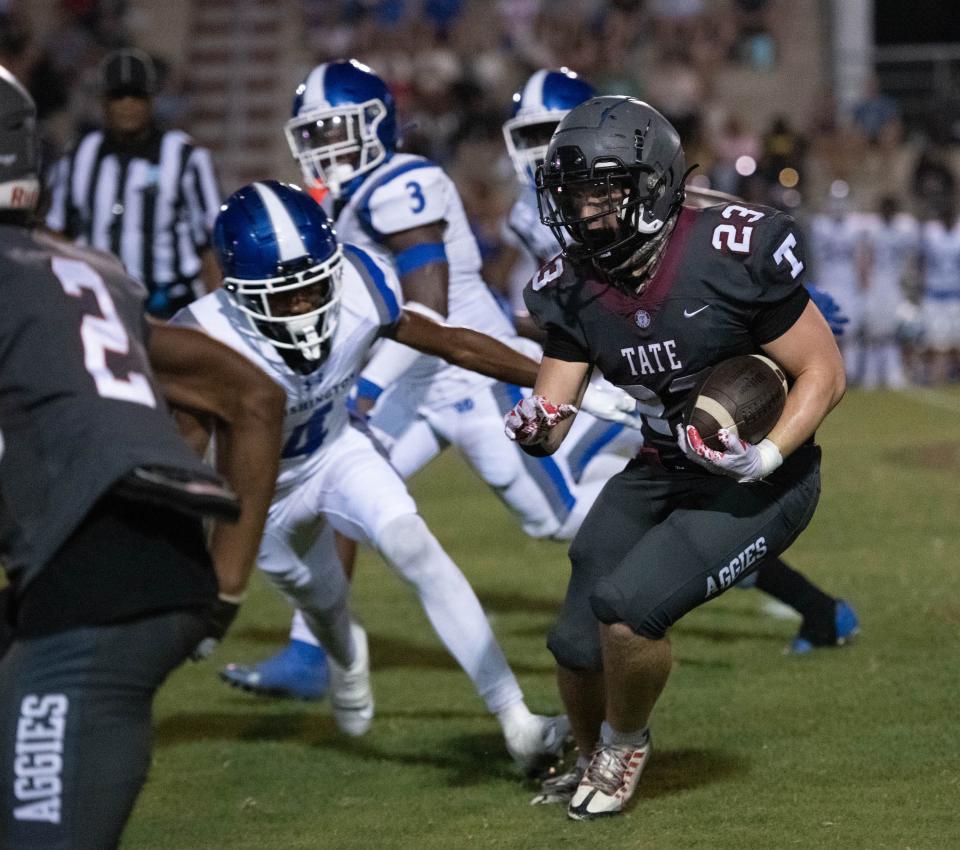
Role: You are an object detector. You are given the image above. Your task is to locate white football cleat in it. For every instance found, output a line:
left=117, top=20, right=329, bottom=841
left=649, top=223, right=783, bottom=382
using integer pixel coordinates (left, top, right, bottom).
left=567, top=733, right=652, bottom=821
left=504, top=713, right=571, bottom=775
left=327, top=621, right=374, bottom=737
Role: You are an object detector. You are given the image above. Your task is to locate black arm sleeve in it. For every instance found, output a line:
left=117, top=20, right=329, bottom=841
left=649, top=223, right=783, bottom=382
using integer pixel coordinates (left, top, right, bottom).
left=751, top=285, right=810, bottom=345
left=543, top=324, right=591, bottom=363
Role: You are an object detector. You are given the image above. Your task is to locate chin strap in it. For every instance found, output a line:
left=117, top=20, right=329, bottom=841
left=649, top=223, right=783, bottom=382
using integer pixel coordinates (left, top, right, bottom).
left=606, top=210, right=680, bottom=292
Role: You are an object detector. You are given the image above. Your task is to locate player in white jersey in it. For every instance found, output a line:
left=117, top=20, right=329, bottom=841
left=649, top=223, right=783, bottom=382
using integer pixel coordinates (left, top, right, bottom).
left=859, top=197, right=918, bottom=389
left=919, top=201, right=960, bottom=383
left=222, top=61, right=639, bottom=704
left=177, top=180, right=571, bottom=770
left=285, top=59, right=638, bottom=535
left=809, top=200, right=869, bottom=384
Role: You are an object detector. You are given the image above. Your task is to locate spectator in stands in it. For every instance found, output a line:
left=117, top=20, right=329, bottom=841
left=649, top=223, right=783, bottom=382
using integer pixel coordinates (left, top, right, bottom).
left=709, top=113, right=761, bottom=196
left=45, top=48, right=222, bottom=318
left=852, top=76, right=900, bottom=146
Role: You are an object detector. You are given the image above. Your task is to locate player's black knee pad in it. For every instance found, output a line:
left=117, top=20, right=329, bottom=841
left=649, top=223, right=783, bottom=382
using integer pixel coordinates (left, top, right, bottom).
left=589, top=578, right=672, bottom=641
left=546, top=620, right=603, bottom=672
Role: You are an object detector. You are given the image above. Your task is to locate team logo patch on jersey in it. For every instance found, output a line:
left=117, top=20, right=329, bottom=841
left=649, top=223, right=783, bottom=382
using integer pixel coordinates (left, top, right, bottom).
left=635, top=309, right=651, bottom=329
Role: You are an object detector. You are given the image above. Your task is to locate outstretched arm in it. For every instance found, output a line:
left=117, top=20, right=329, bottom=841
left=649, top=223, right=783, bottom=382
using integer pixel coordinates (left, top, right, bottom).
left=147, top=322, right=284, bottom=598
left=390, top=307, right=541, bottom=387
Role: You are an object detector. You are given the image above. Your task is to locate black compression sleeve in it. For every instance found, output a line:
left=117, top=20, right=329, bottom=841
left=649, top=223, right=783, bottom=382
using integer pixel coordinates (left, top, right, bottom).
left=542, top=324, right=591, bottom=363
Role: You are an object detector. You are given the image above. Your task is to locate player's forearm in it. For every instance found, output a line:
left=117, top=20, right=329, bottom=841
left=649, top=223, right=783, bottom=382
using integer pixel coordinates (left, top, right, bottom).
left=767, top=364, right=845, bottom=457
left=206, top=377, right=283, bottom=596
left=440, top=326, right=540, bottom=387
left=208, top=410, right=281, bottom=596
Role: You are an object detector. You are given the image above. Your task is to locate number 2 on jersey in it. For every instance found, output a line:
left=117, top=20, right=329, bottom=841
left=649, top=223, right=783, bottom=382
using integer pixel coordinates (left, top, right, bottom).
left=51, top=256, right=157, bottom=407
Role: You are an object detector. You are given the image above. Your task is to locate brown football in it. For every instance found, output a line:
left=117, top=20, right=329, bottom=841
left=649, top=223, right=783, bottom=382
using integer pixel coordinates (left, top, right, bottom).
left=683, top=354, right=788, bottom=451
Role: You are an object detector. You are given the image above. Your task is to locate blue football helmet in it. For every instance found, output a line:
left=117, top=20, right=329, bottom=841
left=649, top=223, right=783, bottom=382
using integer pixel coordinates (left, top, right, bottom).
left=284, top=59, right=397, bottom=199
left=503, top=68, right=595, bottom=184
left=214, top=180, right=343, bottom=363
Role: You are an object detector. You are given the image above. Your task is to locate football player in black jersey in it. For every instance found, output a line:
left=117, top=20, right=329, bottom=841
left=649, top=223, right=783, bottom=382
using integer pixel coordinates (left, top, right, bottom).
left=0, top=66, right=283, bottom=849
left=506, top=96, right=846, bottom=820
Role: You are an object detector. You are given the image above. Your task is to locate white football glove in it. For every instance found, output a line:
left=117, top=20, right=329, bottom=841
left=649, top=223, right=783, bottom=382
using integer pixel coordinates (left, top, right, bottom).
left=504, top=396, right=577, bottom=446
left=579, top=382, right=642, bottom=429
left=676, top=424, right=782, bottom=483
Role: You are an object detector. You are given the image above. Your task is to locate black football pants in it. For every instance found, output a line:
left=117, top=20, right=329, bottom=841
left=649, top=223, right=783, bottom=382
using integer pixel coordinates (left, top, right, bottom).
left=0, top=610, right=205, bottom=850
left=549, top=444, right=822, bottom=670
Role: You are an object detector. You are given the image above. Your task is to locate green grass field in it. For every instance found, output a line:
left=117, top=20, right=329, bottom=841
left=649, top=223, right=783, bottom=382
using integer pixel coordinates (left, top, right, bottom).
left=125, top=388, right=960, bottom=850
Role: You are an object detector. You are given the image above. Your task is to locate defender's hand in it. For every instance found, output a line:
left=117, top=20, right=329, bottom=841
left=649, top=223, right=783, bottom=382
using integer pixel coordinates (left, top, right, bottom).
left=504, top=396, right=577, bottom=446
left=805, top=283, right=849, bottom=337
left=676, top=424, right=782, bottom=483
left=579, top=383, right=641, bottom=429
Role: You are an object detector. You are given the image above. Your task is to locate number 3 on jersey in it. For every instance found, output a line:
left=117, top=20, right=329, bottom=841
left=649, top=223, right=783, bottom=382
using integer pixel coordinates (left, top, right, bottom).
left=532, top=257, right=563, bottom=291
left=406, top=180, right=426, bottom=214
left=51, top=256, right=157, bottom=408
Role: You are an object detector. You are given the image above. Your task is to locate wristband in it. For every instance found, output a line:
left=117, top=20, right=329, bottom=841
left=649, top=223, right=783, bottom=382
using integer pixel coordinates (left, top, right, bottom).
left=756, top=439, right=783, bottom=478
left=217, top=590, right=247, bottom=605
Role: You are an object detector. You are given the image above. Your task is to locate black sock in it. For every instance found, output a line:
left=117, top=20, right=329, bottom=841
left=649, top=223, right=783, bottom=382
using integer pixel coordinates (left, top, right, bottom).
left=754, top=558, right=837, bottom=644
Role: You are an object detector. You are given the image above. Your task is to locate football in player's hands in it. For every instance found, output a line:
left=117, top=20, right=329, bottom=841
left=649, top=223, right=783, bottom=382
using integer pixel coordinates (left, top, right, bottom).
left=682, top=354, right=787, bottom=451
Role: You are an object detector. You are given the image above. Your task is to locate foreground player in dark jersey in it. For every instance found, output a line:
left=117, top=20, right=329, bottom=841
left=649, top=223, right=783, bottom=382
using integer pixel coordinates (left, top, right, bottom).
left=505, top=96, right=846, bottom=819
left=0, top=66, right=283, bottom=850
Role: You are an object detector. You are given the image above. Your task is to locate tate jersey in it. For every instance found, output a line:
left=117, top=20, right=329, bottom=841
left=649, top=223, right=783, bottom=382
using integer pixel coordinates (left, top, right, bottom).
left=920, top=218, right=960, bottom=296
left=525, top=204, right=810, bottom=466
left=0, top=225, right=216, bottom=589
left=173, top=244, right=402, bottom=493
left=335, top=153, right=515, bottom=407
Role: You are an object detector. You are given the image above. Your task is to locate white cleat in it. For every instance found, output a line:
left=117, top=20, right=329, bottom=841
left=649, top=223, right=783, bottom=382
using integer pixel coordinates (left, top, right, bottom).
left=504, top=713, right=571, bottom=775
left=327, top=621, right=374, bottom=737
left=567, top=734, right=652, bottom=821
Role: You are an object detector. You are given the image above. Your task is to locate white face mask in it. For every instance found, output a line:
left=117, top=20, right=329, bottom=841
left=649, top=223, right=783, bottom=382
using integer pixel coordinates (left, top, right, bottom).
left=284, top=100, right=388, bottom=199
left=224, top=247, right=345, bottom=362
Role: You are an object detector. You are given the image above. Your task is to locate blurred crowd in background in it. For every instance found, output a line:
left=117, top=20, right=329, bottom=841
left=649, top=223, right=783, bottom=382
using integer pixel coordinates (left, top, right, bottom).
left=2, top=0, right=960, bottom=386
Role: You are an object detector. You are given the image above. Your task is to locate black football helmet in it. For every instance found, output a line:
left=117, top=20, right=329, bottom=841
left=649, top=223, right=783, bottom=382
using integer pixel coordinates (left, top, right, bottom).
left=536, top=96, right=687, bottom=273
left=0, top=64, right=39, bottom=211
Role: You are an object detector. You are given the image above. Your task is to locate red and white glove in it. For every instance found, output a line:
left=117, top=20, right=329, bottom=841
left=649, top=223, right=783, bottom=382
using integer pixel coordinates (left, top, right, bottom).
left=504, top=396, right=577, bottom=446
left=676, top=424, right=783, bottom=483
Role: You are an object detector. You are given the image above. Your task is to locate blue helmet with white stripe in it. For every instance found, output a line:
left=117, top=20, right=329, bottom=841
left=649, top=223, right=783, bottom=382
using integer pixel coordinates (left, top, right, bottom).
left=214, top=180, right=343, bottom=364
left=285, top=59, right=397, bottom=200
left=503, top=68, right=594, bottom=184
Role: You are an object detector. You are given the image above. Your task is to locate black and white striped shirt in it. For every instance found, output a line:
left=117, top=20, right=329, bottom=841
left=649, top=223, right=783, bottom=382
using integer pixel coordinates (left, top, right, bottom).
left=46, top=127, right=221, bottom=295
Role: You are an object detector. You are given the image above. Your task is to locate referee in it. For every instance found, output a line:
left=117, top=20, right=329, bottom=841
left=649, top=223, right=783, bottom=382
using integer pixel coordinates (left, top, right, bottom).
left=45, top=48, right=222, bottom=318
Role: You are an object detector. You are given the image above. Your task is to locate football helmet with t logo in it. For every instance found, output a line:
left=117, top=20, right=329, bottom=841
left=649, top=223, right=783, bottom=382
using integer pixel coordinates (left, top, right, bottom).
left=285, top=59, right=398, bottom=200
left=213, top=180, right=343, bottom=365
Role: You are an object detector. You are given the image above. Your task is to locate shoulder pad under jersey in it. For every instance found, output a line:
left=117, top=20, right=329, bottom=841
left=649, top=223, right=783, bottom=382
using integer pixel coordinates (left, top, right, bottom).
left=701, top=203, right=808, bottom=304
left=355, top=158, right=448, bottom=238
